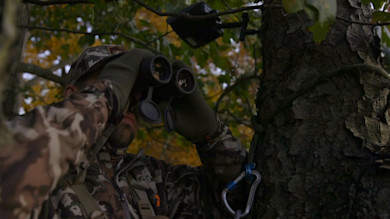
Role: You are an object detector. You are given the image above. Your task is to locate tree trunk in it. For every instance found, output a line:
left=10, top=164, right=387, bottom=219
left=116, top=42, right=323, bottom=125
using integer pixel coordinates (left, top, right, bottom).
left=2, top=3, right=28, bottom=119
left=0, top=0, right=20, bottom=148
left=253, top=0, right=390, bottom=218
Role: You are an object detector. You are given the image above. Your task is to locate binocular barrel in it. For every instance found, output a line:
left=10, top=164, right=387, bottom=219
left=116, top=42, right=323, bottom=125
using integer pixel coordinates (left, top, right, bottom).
left=132, top=55, right=197, bottom=127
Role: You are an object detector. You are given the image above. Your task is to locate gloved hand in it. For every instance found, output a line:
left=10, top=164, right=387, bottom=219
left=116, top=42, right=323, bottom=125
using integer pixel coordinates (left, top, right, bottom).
left=170, top=61, right=219, bottom=143
left=98, top=48, right=155, bottom=116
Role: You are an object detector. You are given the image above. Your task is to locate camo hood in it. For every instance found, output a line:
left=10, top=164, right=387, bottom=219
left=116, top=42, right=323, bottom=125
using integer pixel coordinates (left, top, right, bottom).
left=66, top=45, right=128, bottom=85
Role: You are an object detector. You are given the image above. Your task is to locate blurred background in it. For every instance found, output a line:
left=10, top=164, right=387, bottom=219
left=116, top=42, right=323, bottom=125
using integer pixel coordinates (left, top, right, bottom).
left=11, top=0, right=262, bottom=165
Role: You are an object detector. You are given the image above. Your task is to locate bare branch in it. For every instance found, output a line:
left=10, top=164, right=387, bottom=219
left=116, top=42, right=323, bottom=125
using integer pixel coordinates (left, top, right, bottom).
left=132, top=0, right=262, bottom=20
left=147, top=30, right=173, bottom=45
left=16, top=62, right=65, bottom=85
left=18, top=25, right=158, bottom=53
left=336, top=16, right=390, bottom=26
left=23, top=0, right=92, bottom=5
left=48, top=58, right=75, bottom=73
left=214, top=73, right=260, bottom=111
left=24, top=77, right=41, bottom=88
left=226, top=110, right=252, bottom=127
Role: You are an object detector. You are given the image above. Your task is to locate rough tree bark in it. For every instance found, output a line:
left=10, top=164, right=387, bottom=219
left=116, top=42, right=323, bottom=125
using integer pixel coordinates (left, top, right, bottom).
left=253, top=0, right=390, bottom=218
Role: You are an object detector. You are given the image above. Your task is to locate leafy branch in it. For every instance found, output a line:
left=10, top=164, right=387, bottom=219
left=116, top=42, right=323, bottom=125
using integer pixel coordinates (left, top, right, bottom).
left=18, top=25, right=158, bottom=53
left=24, top=0, right=263, bottom=19
left=23, top=0, right=390, bottom=26
left=23, top=0, right=92, bottom=5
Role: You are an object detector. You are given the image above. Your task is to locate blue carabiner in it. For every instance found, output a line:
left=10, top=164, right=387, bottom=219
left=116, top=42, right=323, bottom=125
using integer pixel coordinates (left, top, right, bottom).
left=245, top=163, right=255, bottom=176
left=221, top=163, right=261, bottom=218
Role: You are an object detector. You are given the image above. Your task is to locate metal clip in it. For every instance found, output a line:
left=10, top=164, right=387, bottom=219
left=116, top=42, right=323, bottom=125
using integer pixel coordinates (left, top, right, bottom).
left=221, top=164, right=261, bottom=218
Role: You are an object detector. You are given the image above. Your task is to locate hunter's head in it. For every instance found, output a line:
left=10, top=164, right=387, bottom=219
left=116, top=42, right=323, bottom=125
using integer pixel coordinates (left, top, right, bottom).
left=65, top=45, right=139, bottom=152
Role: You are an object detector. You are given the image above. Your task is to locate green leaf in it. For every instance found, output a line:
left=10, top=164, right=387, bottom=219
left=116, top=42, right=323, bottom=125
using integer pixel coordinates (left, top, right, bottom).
left=78, top=35, right=96, bottom=46
left=381, top=26, right=390, bottom=46
left=303, top=0, right=336, bottom=42
left=306, top=0, right=337, bottom=24
left=208, top=2, right=225, bottom=10
left=370, top=0, right=386, bottom=9
left=90, top=0, right=105, bottom=9
left=217, top=74, right=230, bottom=84
left=194, top=48, right=208, bottom=67
left=139, top=20, right=152, bottom=27
left=372, top=11, right=390, bottom=23
left=308, top=21, right=330, bottom=43
left=209, top=42, right=221, bottom=66
left=282, top=0, right=305, bottom=13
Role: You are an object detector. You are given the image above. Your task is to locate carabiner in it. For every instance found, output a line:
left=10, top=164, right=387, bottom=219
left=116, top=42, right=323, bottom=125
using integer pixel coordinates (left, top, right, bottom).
left=221, top=167, right=261, bottom=218
left=234, top=210, right=242, bottom=219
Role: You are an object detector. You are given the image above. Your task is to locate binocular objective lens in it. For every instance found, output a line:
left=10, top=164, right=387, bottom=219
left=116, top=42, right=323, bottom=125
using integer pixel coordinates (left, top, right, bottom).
left=177, top=70, right=194, bottom=92
left=152, top=59, right=169, bottom=81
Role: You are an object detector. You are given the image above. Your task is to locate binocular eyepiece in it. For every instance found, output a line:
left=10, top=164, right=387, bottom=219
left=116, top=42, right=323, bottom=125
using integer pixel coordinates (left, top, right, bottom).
left=132, top=55, right=197, bottom=131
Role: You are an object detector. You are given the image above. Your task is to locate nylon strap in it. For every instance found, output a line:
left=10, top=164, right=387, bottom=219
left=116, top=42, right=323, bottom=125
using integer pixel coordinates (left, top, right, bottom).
left=135, top=189, right=156, bottom=217
left=92, top=123, right=116, bottom=157
left=247, top=133, right=259, bottom=164
left=59, top=165, right=107, bottom=218
left=70, top=183, right=108, bottom=219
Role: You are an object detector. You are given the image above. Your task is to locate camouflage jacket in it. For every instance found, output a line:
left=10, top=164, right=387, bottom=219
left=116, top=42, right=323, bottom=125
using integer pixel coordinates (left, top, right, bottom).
left=0, top=80, right=247, bottom=219
left=37, top=145, right=244, bottom=219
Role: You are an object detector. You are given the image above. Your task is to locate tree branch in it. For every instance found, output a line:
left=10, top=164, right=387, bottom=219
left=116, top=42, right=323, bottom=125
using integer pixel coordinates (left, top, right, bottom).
left=336, top=16, right=390, bottom=26
left=261, top=4, right=390, bottom=26
left=23, top=0, right=92, bottom=5
left=24, top=77, right=41, bottom=88
left=214, top=73, right=260, bottom=111
left=18, top=25, right=158, bottom=53
left=49, top=58, right=75, bottom=73
left=223, top=109, right=253, bottom=128
left=132, top=0, right=262, bottom=20
left=16, top=62, right=65, bottom=85
left=147, top=30, right=173, bottom=45
left=23, top=1, right=390, bottom=27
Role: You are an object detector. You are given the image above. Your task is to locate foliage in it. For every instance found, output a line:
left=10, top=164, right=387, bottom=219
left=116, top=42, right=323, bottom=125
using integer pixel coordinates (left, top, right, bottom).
left=20, top=0, right=261, bottom=165
left=18, top=0, right=390, bottom=165
left=282, top=0, right=337, bottom=42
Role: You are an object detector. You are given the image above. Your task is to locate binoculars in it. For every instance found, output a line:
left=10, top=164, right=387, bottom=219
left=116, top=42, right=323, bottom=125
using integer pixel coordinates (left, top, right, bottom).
left=131, top=55, right=197, bottom=131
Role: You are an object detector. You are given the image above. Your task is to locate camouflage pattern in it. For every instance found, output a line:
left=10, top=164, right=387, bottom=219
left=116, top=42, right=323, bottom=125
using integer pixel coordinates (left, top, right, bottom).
left=0, top=81, right=247, bottom=218
left=0, top=80, right=116, bottom=219
left=38, top=137, right=246, bottom=219
left=0, top=45, right=247, bottom=218
left=66, top=45, right=128, bottom=85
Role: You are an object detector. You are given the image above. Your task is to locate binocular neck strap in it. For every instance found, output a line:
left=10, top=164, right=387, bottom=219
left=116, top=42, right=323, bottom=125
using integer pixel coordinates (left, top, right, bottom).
left=92, top=123, right=116, bottom=158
